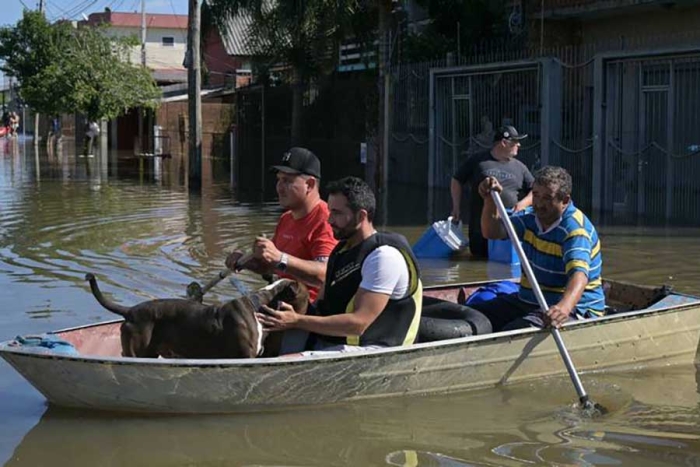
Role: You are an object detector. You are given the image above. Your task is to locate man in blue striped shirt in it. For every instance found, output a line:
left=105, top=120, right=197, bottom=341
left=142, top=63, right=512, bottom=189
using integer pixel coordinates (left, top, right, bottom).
left=469, top=166, right=605, bottom=331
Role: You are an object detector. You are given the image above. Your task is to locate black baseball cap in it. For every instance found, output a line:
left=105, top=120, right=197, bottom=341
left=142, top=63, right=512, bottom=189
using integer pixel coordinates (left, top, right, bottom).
left=270, top=147, right=321, bottom=178
left=493, top=125, right=528, bottom=143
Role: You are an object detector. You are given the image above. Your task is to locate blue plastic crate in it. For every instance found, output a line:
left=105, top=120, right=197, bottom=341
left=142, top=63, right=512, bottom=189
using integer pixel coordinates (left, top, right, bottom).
left=488, top=238, right=520, bottom=265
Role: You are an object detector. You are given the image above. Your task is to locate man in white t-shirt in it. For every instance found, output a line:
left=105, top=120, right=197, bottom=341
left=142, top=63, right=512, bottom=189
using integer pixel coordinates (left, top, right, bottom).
left=258, top=177, right=423, bottom=354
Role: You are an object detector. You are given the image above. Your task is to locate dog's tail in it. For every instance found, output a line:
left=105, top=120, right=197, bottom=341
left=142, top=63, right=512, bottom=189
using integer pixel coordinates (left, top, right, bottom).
left=85, top=273, right=131, bottom=317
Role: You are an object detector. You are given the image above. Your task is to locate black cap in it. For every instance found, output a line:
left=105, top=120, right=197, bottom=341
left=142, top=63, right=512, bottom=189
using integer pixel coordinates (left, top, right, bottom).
left=270, top=147, right=321, bottom=178
left=493, top=125, right=528, bottom=143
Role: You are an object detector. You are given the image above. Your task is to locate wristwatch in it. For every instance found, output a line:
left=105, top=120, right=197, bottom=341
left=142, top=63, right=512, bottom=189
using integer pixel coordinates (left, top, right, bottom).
left=276, top=252, right=289, bottom=272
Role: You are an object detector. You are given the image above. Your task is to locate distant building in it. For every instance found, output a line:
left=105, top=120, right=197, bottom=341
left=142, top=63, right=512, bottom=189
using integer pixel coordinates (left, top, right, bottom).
left=204, top=13, right=256, bottom=88
left=79, top=10, right=188, bottom=85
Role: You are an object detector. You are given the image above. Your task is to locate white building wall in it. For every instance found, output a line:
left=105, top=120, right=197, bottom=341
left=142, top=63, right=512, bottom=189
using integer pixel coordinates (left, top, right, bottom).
left=105, top=26, right=187, bottom=69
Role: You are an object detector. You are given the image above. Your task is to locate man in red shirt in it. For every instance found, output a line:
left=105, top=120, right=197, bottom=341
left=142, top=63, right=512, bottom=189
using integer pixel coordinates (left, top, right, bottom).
left=226, top=147, right=337, bottom=301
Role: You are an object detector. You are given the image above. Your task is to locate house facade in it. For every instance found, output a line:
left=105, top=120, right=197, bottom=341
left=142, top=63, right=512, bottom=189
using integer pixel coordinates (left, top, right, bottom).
left=79, top=10, right=188, bottom=85
left=388, top=0, right=700, bottom=226
left=204, top=14, right=254, bottom=89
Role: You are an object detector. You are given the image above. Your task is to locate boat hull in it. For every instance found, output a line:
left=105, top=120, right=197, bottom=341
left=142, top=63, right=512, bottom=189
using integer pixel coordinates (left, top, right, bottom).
left=2, top=297, right=699, bottom=414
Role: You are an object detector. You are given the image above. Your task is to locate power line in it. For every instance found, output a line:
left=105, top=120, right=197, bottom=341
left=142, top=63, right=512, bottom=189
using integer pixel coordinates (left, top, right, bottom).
left=63, top=0, right=99, bottom=19
left=45, top=0, right=72, bottom=18
left=44, top=3, right=59, bottom=18
left=47, top=0, right=86, bottom=18
left=111, top=0, right=127, bottom=12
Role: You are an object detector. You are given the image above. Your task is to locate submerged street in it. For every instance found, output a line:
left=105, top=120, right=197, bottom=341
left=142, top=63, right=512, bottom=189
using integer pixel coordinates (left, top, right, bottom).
left=1, top=140, right=700, bottom=466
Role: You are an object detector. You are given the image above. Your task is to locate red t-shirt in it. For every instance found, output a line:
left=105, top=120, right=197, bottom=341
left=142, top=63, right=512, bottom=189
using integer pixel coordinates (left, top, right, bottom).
left=273, top=201, right=337, bottom=301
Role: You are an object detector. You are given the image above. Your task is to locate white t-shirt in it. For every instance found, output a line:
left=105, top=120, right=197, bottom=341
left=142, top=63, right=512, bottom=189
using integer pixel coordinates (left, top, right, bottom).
left=359, top=245, right=410, bottom=300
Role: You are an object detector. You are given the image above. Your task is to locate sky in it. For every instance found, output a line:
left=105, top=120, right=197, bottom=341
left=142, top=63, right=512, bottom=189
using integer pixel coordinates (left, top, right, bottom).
left=4, top=0, right=189, bottom=26
left=2, top=0, right=189, bottom=83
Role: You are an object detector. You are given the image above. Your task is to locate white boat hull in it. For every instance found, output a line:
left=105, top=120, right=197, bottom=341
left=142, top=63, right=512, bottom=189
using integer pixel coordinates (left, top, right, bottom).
left=2, top=295, right=699, bottom=414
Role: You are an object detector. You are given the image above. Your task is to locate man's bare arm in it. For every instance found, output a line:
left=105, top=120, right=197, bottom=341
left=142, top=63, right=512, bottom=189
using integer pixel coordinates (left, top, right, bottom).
left=513, top=191, right=533, bottom=212
left=257, top=288, right=389, bottom=336
left=546, top=271, right=588, bottom=327
left=284, top=256, right=327, bottom=288
left=478, top=177, right=507, bottom=240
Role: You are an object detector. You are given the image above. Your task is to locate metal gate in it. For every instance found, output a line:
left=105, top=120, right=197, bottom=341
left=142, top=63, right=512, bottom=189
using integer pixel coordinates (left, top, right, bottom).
left=603, top=52, right=700, bottom=225
left=428, top=62, right=542, bottom=220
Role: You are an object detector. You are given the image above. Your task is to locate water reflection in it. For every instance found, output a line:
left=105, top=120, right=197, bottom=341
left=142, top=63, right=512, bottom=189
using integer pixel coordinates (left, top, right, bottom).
left=0, top=140, right=279, bottom=312
left=4, top=366, right=700, bottom=466
left=3, top=141, right=700, bottom=466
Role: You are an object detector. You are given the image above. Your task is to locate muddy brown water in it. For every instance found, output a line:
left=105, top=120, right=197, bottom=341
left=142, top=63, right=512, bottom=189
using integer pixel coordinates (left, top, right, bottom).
left=2, top=139, right=700, bottom=466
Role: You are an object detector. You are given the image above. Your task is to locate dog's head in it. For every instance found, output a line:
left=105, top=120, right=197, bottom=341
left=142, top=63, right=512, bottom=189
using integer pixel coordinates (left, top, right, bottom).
left=258, top=279, right=310, bottom=315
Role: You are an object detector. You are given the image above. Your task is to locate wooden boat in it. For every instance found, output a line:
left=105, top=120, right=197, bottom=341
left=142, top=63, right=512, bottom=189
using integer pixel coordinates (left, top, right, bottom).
left=1, top=279, right=699, bottom=414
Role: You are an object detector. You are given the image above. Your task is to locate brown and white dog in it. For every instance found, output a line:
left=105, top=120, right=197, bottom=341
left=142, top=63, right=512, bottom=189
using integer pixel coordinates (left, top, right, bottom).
left=85, top=273, right=309, bottom=359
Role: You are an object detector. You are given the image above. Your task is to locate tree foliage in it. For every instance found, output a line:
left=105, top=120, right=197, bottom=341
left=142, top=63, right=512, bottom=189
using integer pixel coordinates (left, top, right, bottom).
left=51, top=26, right=161, bottom=121
left=0, top=10, right=161, bottom=120
left=206, top=0, right=372, bottom=142
left=403, top=0, right=510, bottom=62
left=0, top=11, right=71, bottom=115
left=207, top=0, right=364, bottom=81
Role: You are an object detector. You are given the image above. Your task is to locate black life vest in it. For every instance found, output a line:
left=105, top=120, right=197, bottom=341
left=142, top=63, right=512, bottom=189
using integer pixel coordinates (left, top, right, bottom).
left=315, top=232, right=422, bottom=347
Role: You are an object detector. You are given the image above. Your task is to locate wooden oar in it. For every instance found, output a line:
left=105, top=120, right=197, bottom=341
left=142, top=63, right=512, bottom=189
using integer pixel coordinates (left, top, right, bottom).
left=186, top=251, right=255, bottom=301
left=489, top=190, right=606, bottom=415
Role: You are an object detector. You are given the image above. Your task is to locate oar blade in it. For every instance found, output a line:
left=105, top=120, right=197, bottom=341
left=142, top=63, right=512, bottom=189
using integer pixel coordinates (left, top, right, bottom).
left=581, top=396, right=608, bottom=417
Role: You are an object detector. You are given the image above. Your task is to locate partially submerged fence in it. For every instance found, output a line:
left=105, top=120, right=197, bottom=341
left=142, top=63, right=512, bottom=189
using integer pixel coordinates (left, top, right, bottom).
left=388, top=32, right=700, bottom=226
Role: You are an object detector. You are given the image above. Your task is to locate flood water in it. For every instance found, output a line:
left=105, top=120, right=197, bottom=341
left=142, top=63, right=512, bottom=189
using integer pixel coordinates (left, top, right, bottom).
left=2, top=138, right=700, bottom=466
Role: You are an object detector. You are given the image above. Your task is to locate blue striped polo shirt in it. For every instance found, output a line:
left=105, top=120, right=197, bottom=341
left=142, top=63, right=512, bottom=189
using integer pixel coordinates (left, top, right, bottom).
left=511, top=202, right=605, bottom=318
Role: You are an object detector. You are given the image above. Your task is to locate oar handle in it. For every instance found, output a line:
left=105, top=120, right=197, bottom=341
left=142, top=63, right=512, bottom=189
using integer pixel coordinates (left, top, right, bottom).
left=231, top=233, right=267, bottom=271
left=489, top=191, right=549, bottom=313
left=229, top=276, right=252, bottom=296
left=489, top=190, right=591, bottom=406
left=200, top=268, right=232, bottom=295
left=232, top=251, right=255, bottom=270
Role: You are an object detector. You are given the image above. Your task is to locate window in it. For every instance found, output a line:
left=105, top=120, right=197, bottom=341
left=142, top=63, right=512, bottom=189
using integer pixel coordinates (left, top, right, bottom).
left=162, top=37, right=175, bottom=47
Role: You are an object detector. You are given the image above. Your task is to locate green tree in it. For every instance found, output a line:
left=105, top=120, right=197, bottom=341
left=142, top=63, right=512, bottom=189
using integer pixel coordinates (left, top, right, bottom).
left=0, top=11, right=160, bottom=132
left=207, top=0, right=368, bottom=144
left=403, top=0, right=509, bottom=62
left=52, top=26, right=161, bottom=122
left=0, top=11, right=72, bottom=134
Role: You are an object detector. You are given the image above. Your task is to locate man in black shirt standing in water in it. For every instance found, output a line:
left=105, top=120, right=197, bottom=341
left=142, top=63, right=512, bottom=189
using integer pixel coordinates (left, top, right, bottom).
left=450, top=125, right=534, bottom=258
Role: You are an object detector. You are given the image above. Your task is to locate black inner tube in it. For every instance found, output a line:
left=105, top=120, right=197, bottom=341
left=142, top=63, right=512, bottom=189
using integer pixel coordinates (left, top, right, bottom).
left=418, top=296, right=493, bottom=342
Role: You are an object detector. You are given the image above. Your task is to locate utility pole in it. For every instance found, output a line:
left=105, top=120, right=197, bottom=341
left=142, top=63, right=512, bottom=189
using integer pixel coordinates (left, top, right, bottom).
left=140, top=0, right=147, bottom=67
left=187, top=0, right=202, bottom=189
left=34, top=0, right=45, bottom=145
left=138, top=0, right=147, bottom=154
